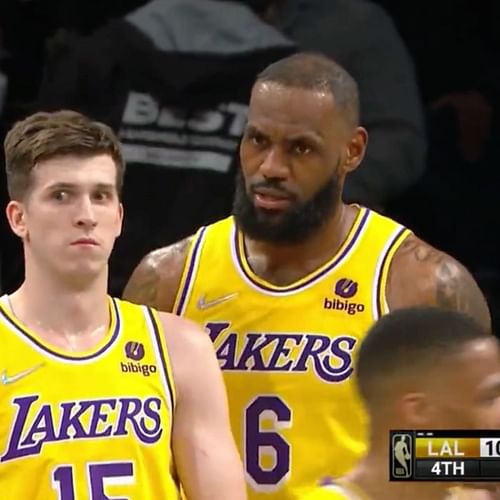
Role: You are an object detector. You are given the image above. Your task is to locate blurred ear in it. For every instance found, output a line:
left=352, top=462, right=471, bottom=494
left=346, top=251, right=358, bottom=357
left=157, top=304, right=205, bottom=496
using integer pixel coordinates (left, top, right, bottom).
left=343, top=126, right=368, bottom=174
left=5, top=200, right=28, bottom=239
left=394, top=392, right=435, bottom=428
left=116, top=202, right=124, bottom=238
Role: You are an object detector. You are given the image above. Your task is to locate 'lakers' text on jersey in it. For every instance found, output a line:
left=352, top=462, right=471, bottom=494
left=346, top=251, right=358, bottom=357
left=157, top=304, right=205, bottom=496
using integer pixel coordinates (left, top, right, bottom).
left=0, top=297, right=180, bottom=500
left=173, top=207, right=412, bottom=500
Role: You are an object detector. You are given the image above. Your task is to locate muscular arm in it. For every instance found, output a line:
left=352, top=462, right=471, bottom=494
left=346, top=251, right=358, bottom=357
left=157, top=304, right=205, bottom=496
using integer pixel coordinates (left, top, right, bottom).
left=122, top=236, right=193, bottom=312
left=386, top=235, right=491, bottom=331
left=161, top=314, right=247, bottom=500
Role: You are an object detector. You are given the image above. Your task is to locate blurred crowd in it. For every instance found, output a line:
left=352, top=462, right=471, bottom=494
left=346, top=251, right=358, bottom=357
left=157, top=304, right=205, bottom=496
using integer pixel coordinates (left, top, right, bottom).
left=0, top=0, right=498, bottom=329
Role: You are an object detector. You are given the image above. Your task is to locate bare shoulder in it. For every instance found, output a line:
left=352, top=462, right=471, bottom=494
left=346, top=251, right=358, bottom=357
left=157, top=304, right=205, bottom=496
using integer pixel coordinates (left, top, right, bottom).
left=386, top=234, right=491, bottom=331
left=159, top=311, right=210, bottom=355
left=157, top=312, right=216, bottom=393
left=122, top=236, right=194, bottom=312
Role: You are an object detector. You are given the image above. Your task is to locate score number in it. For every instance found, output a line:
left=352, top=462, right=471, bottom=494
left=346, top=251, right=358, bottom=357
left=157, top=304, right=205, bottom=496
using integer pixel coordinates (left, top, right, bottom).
left=244, top=395, right=292, bottom=490
left=481, top=439, right=500, bottom=457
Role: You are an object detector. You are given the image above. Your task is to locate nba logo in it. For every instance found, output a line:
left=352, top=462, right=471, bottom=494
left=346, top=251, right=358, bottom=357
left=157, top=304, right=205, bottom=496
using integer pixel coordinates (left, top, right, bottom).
left=391, top=432, right=412, bottom=479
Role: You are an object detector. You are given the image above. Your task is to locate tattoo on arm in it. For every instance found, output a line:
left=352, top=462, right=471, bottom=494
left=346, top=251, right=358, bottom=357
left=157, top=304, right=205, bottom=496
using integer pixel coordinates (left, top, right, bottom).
left=395, top=236, right=491, bottom=330
left=435, top=260, right=468, bottom=311
left=398, top=236, right=445, bottom=265
left=399, top=238, right=464, bottom=309
left=123, top=237, right=193, bottom=310
left=123, top=259, right=162, bottom=307
left=434, top=258, right=491, bottom=332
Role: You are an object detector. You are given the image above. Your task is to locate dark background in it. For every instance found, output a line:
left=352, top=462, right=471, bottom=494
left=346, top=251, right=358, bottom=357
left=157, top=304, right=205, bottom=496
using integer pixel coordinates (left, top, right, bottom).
left=0, top=0, right=498, bottom=331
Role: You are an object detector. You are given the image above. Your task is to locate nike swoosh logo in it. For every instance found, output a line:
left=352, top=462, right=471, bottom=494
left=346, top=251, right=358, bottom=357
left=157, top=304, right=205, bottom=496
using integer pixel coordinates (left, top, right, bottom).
left=197, top=292, right=239, bottom=310
left=1, top=363, right=44, bottom=385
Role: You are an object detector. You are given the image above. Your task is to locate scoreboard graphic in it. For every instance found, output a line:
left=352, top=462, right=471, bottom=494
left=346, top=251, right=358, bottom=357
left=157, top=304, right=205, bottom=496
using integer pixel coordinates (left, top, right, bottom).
left=390, top=430, right=500, bottom=481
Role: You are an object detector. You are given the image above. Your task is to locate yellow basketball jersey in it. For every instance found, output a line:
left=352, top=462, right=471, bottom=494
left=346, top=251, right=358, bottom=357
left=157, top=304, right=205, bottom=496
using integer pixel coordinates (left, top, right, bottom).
left=0, top=297, right=180, bottom=500
left=300, top=480, right=369, bottom=500
left=300, top=482, right=468, bottom=500
left=173, top=206, right=411, bottom=500
left=301, top=486, right=353, bottom=500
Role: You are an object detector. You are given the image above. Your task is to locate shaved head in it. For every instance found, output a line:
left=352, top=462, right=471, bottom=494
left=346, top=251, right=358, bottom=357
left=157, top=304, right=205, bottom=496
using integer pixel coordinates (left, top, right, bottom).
left=356, top=307, right=493, bottom=410
left=255, top=52, right=360, bottom=129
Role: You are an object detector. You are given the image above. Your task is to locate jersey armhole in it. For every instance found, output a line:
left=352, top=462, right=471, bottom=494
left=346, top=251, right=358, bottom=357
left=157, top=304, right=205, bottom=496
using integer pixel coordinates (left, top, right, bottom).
left=372, top=227, right=412, bottom=319
left=172, top=226, right=208, bottom=316
left=143, top=306, right=177, bottom=422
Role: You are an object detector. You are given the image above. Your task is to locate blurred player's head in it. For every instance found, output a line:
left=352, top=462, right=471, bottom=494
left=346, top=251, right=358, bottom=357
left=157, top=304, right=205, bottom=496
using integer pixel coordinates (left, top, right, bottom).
left=234, top=52, right=367, bottom=244
left=4, top=110, right=124, bottom=286
left=357, top=307, right=500, bottom=431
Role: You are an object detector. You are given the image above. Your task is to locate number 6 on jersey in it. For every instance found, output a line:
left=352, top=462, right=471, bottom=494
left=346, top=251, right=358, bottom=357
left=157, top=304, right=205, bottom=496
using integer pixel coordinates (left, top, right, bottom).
left=244, top=395, right=292, bottom=491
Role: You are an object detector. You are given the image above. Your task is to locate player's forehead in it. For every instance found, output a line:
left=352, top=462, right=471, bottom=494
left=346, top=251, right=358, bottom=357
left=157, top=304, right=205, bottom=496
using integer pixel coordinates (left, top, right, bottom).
left=438, top=338, right=500, bottom=392
left=456, top=338, right=500, bottom=372
left=32, top=154, right=118, bottom=190
left=247, top=81, right=337, bottom=135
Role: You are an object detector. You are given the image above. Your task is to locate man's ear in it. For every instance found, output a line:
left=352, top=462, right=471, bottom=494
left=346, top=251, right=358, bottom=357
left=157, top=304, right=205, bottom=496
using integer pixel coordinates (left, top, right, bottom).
left=395, top=392, right=435, bottom=428
left=343, top=126, right=368, bottom=174
left=6, top=200, right=28, bottom=239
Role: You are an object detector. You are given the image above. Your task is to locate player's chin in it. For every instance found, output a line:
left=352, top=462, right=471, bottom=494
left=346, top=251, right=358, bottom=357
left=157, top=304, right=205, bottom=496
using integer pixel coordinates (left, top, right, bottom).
left=63, top=256, right=108, bottom=276
left=255, top=205, right=293, bottom=221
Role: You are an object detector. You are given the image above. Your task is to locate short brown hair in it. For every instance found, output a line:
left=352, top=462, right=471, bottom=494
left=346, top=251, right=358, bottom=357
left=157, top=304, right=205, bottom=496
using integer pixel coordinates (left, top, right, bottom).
left=4, top=110, right=125, bottom=200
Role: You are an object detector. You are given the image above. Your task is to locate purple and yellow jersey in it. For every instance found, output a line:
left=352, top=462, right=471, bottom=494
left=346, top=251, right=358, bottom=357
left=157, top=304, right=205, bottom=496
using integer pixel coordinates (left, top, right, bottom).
left=300, top=479, right=370, bottom=500
left=0, top=297, right=180, bottom=500
left=301, top=482, right=470, bottom=500
left=173, top=206, right=412, bottom=500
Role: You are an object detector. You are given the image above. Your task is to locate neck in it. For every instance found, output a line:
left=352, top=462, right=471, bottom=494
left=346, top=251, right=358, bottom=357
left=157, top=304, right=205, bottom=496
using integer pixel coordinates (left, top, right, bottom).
left=348, top=427, right=452, bottom=500
left=9, top=259, right=109, bottom=337
left=244, top=202, right=357, bottom=279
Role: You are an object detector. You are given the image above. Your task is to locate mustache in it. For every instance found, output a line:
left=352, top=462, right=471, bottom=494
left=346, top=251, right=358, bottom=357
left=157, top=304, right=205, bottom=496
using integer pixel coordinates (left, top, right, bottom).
left=249, top=179, right=297, bottom=199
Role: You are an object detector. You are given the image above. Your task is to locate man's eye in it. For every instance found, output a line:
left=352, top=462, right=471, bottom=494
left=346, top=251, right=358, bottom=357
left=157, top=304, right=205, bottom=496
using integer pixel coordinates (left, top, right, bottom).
left=93, top=191, right=111, bottom=202
left=248, top=132, right=268, bottom=147
left=292, top=143, right=312, bottom=155
left=53, top=191, right=69, bottom=201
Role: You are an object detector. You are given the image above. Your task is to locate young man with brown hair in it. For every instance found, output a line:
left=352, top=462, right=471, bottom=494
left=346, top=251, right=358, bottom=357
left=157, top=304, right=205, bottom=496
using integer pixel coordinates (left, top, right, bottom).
left=0, top=110, right=246, bottom=500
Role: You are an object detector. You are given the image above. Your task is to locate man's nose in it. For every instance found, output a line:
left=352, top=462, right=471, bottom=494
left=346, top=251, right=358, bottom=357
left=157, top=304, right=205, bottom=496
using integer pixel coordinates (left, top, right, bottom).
left=259, top=147, right=290, bottom=180
left=74, top=196, right=97, bottom=228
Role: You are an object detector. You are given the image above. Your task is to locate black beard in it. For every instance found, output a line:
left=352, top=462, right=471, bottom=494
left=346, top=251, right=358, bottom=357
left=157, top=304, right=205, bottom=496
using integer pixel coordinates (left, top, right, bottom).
left=232, top=171, right=341, bottom=244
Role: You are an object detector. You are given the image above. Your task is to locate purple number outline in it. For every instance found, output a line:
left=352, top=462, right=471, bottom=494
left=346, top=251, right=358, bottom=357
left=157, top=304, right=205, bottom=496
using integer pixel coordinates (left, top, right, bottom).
left=87, top=461, right=135, bottom=500
left=52, top=461, right=134, bottom=500
left=244, top=395, right=292, bottom=491
left=52, top=464, right=76, bottom=500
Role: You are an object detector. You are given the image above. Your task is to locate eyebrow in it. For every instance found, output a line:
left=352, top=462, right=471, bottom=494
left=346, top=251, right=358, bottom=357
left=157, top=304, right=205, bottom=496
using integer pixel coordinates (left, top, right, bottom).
left=245, top=124, right=324, bottom=144
left=245, top=124, right=262, bottom=136
left=46, top=182, right=116, bottom=191
left=287, top=131, right=324, bottom=144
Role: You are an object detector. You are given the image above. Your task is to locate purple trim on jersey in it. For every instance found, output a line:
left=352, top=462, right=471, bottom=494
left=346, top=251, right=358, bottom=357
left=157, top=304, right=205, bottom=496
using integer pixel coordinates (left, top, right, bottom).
left=174, top=227, right=207, bottom=315
left=0, top=298, right=121, bottom=361
left=234, top=208, right=370, bottom=293
left=375, top=227, right=408, bottom=318
left=146, top=307, right=175, bottom=414
left=320, top=476, right=335, bottom=486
